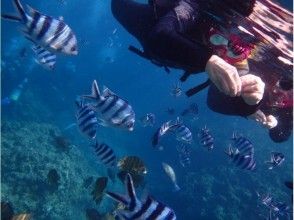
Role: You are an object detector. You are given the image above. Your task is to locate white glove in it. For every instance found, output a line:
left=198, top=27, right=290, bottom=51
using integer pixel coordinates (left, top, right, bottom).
left=240, top=74, right=265, bottom=105
left=205, top=55, right=242, bottom=97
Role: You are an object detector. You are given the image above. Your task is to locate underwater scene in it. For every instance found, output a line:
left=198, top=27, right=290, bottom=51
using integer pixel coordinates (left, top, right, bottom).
left=1, top=0, right=293, bottom=219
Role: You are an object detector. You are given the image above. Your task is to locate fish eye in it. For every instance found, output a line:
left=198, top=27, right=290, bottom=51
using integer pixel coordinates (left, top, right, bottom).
left=70, top=46, right=77, bottom=51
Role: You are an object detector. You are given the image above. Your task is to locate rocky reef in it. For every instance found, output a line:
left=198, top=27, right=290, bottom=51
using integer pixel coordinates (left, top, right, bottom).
left=1, top=120, right=115, bottom=219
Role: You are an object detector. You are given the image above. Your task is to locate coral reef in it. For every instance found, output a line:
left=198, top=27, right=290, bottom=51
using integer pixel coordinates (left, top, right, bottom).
left=1, top=120, right=114, bottom=219
left=83, top=176, right=94, bottom=189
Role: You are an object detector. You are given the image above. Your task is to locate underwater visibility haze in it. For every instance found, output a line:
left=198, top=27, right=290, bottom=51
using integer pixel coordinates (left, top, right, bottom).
left=1, top=0, right=293, bottom=219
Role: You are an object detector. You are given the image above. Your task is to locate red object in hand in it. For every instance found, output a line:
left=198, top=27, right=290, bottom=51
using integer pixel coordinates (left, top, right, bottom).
left=208, top=28, right=253, bottom=64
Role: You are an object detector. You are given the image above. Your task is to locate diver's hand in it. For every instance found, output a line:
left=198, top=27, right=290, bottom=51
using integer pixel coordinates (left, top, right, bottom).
left=205, top=55, right=241, bottom=97
left=265, top=115, right=278, bottom=129
left=240, top=74, right=265, bottom=105
left=248, top=110, right=278, bottom=129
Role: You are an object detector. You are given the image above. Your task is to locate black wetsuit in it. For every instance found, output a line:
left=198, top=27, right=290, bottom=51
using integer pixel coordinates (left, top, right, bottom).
left=111, top=0, right=212, bottom=74
left=146, top=0, right=212, bottom=74
left=111, top=0, right=292, bottom=142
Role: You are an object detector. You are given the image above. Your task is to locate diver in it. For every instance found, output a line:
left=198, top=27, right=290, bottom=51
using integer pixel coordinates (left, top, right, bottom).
left=111, top=0, right=293, bottom=142
left=1, top=78, right=28, bottom=106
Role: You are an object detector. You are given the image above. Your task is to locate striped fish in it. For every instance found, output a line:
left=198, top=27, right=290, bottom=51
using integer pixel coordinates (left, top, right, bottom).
left=258, top=192, right=291, bottom=219
left=152, top=118, right=192, bottom=146
left=198, top=127, right=214, bottom=151
left=231, top=133, right=254, bottom=157
left=75, top=99, right=98, bottom=139
left=32, top=45, right=56, bottom=70
left=2, top=0, right=78, bottom=55
left=92, top=141, right=117, bottom=168
left=177, top=144, right=191, bottom=168
left=171, top=82, right=182, bottom=97
left=106, top=173, right=177, bottom=220
left=140, top=113, right=155, bottom=127
left=272, top=202, right=291, bottom=217
left=225, top=146, right=256, bottom=171
left=265, top=152, right=285, bottom=170
left=82, top=80, right=135, bottom=131
left=152, top=120, right=177, bottom=147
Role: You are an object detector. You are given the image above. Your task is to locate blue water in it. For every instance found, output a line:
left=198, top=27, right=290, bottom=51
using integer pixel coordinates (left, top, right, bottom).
left=1, top=0, right=293, bottom=219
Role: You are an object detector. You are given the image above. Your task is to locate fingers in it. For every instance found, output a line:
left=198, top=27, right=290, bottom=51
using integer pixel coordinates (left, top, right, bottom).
left=248, top=111, right=278, bottom=129
left=223, top=65, right=241, bottom=97
left=205, top=55, right=241, bottom=97
left=241, top=74, right=265, bottom=105
left=265, top=115, right=278, bottom=129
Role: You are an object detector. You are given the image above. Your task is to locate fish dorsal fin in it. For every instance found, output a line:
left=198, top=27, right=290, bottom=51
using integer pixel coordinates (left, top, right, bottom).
left=162, top=120, right=173, bottom=133
left=1, top=14, right=22, bottom=22
left=31, top=44, right=41, bottom=52
left=26, top=5, right=41, bottom=17
left=58, top=16, right=64, bottom=21
left=102, top=86, right=116, bottom=97
left=232, top=132, right=237, bottom=140
left=92, top=80, right=101, bottom=99
left=235, top=148, right=240, bottom=155
left=82, top=80, right=101, bottom=101
left=106, top=191, right=128, bottom=206
left=175, top=117, right=182, bottom=125
left=124, top=173, right=139, bottom=211
left=125, top=173, right=137, bottom=203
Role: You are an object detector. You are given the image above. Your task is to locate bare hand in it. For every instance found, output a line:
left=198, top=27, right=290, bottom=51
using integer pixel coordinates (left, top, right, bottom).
left=248, top=110, right=278, bottom=129
left=205, top=55, right=241, bottom=97
left=240, top=74, right=265, bottom=105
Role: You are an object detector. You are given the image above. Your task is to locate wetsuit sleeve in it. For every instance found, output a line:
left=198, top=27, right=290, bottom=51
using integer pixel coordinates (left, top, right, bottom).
left=148, top=10, right=213, bottom=73
left=207, top=84, right=261, bottom=117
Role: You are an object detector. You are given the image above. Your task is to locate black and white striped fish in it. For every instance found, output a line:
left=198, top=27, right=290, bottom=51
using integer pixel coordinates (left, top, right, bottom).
left=258, top=192, right=291, bottom=219
left=2, top=0, right=78, bottom=55
left=198, top=127, right=214, bottom=151
left=265, top=152, right=285, bottom=170
left=231, top=133, right=254, bottom=157
left=75, top=99, right=98, bottom=139
left=82, top=80, right=135, bottom=131
left=225, top=146, right=256, bottom=171
left=92, top=141, right=117, bottom=168
left=152, top=120, right=176, bottom=147
left=170, top=82, right=182, bottom=97
left=152, top=118, right=192, bottom=146
left=106, top=173, right=177, bottom=220
left=32, top=45, right=56, bottom=70
left=177, top=144, right=191, bottom=168
left=174, top=123, right=193, bottom=144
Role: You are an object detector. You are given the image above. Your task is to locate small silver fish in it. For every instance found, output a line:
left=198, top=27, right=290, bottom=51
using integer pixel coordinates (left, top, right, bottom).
left=162, top=162, right=180, bottom=191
